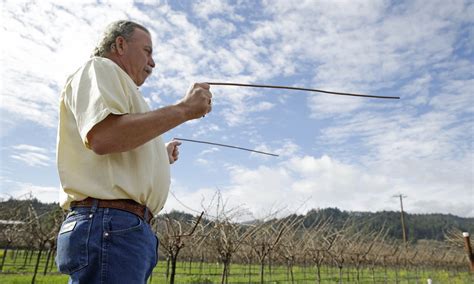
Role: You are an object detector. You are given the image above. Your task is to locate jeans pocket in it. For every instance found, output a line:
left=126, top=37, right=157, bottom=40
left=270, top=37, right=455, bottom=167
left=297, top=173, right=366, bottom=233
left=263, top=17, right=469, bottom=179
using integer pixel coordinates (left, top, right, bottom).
left=107, top=212, right=143, bottom=234
left=56, top=212, right=93, bottom=274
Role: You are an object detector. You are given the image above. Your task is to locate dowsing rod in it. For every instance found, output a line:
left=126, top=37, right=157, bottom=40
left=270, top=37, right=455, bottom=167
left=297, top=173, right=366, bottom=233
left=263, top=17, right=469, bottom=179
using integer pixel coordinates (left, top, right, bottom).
left=177, top=83, right=398, bottom=155
left=174, top=138, right=279, bottom=157
left=206, top=82, right=400, bottom=99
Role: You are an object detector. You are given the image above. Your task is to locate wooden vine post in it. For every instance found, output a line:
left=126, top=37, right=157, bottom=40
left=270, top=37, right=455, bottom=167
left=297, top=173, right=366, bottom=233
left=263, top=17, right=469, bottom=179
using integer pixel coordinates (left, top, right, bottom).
left=463, top=232, right=474, bottom=272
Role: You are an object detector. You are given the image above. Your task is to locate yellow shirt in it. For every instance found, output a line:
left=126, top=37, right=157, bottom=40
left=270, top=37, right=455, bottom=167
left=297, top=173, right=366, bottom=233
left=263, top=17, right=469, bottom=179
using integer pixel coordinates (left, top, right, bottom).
left=56, top=57, right=170, bottom=215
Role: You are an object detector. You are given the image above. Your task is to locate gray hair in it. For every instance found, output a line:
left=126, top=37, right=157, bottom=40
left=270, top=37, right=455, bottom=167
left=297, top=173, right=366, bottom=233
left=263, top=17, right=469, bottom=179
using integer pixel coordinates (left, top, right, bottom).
left=92, top=20, right=150, bottom=57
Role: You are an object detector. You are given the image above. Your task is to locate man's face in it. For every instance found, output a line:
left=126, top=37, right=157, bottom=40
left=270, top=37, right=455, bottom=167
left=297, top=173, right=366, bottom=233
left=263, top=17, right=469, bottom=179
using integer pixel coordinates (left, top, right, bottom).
left=120, top=28, right=155, bottom=86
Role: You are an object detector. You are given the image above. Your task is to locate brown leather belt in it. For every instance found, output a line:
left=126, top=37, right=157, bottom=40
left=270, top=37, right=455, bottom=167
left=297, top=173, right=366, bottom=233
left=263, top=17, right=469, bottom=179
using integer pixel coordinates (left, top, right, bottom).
left=70, top=197, right=153, bottom=223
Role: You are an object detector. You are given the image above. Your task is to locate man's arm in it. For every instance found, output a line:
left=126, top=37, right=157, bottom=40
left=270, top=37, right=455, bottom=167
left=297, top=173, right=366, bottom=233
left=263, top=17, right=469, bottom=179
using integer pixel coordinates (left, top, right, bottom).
left=86, top=83, right=212, bottom=155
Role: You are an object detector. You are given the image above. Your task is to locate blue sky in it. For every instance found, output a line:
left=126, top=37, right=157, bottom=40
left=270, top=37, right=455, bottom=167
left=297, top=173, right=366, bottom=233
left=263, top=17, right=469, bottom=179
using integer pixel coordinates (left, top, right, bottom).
left=1, top=0, right=473, bottom=218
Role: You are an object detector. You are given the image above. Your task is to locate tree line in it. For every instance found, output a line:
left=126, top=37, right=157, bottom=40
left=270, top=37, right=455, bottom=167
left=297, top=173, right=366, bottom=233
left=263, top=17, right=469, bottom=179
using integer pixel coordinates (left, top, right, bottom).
left=1, top=198, right=473, bottom=246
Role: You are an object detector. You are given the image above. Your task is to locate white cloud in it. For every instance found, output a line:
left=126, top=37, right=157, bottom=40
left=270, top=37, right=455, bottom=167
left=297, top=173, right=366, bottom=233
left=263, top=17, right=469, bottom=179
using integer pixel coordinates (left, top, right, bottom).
left=0, top=180, right=59, bottom=204
left=198, top=147, right=220, bottom=156
left=252, top=139, right=300, bottom=159
left=217, top=89, right=275, bottom=127
left=3, top=0, right=471, bottom=128
left=400, top=74, right=432, bottom=105
left=163, top=185, right=222, bottom=216
left=164, top=152, right=473, bottom=218
left=430, top=79, right=474, bottom=113
left=12, top=144, right=48, bottom=153
left=208, top=18, right=236, bottom=37
left=308, top=95, right=366, bottom=118
left=2, top=0, right=131, bottom=127
left=195, top=158, right=210, bottom=166
left=10, top=144, right=53, bottom=167
left=191, top=123, right=222, bottom=138
left=192, top=0, right=236, bottom=19
left=253, top=0, right=472, bottom=117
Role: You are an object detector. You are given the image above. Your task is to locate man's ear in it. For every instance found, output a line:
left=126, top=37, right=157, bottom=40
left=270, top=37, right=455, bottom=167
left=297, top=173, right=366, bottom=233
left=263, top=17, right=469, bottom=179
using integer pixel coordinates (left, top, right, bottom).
left=114, top=36, right=127, bottom=55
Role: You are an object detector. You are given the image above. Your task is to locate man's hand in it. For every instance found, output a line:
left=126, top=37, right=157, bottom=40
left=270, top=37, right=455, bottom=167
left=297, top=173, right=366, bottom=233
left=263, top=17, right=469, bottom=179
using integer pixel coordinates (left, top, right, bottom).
left=166, top=140, right=182, bottom=164
left=85, top=83, right=212, bottom=155
left=178, top=83, right=213, bottom=120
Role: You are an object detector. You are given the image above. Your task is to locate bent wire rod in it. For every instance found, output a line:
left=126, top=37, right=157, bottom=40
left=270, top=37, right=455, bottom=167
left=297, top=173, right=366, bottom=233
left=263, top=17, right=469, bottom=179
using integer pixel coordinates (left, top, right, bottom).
left=174, top=137, right=279, bottom=157
left=206, top=82, right=400, bottom=99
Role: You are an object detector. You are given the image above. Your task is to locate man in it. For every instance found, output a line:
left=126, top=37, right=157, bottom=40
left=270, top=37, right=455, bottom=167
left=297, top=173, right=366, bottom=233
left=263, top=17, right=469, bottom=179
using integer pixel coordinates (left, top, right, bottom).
left=55, top=20, right=212, bottom=283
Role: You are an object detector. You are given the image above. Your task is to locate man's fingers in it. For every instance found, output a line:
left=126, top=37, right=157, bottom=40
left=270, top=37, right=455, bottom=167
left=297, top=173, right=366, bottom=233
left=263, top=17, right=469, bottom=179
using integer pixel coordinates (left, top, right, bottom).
left=183, top=83, right=213, bottom=119
left=195, top=82, right=210, bottom=90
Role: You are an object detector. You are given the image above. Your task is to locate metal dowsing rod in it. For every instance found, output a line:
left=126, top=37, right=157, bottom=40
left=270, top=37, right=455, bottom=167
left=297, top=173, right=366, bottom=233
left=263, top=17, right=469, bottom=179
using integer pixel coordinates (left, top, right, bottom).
left=178, top=82, right=398, bottom=156
left=174, top=138, right=279, bottom=157
left=206, top=82, right=400, bottom=99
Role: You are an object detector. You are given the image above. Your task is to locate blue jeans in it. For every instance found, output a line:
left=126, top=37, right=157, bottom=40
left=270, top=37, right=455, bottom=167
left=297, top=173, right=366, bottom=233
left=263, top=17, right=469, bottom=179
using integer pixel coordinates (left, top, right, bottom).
left=56, top=201, right=158, bottom=284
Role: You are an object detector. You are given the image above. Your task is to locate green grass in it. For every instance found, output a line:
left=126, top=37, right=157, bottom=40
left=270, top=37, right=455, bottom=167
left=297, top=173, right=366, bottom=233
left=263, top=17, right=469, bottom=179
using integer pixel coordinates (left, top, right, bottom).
left=147, top=261, right=474, bottom=284
left=1, top=250, right=473, bottom=283
left=0, top=274, right=68, bottom=284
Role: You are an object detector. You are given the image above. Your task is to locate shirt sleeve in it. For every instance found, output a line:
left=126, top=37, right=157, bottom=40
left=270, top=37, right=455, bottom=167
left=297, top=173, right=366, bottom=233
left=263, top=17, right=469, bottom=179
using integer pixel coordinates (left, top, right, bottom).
left=65, top=59, right=131, bottom=147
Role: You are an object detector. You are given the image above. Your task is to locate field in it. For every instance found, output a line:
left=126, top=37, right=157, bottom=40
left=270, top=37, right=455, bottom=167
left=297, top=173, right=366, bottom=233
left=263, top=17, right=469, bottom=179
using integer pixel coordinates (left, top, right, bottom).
left=0, top=250, right=472, bottom=283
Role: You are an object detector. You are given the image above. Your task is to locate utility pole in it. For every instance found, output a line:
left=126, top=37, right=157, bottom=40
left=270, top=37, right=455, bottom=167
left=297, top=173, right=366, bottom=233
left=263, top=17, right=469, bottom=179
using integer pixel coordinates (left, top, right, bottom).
left=393, top=194, right=407, bottom=245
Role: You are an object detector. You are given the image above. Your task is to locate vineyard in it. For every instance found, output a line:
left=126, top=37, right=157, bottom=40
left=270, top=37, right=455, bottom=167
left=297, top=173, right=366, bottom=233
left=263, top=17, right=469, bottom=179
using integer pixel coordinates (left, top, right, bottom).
left=0, top=251, right=472, bottom=283
left=0, top=198, right=473, bottom=283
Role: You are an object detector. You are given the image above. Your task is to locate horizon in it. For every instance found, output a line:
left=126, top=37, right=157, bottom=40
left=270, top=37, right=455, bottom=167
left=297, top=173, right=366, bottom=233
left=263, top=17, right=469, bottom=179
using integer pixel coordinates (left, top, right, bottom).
left=1, top=0, right=473, bottom=218
left=1, top=196, right=472, bottom=220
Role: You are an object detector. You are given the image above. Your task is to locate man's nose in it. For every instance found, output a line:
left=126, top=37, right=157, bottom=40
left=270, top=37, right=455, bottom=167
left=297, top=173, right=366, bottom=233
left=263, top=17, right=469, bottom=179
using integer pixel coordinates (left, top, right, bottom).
left=149, top=57, right=155, bottom=68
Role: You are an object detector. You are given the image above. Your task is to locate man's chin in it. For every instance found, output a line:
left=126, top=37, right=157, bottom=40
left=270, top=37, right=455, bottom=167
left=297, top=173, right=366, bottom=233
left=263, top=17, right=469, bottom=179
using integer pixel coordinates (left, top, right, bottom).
left=136, top=77, right=147, bottom=86
left=138, top=74, right=151, bottom=86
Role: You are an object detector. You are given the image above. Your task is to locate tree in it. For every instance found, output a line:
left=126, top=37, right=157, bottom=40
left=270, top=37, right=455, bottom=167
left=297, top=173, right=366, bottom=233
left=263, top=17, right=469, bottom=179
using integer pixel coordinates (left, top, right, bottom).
left=303, top=218, right=335, bottom=284
left=275, top=216, right=305, bottom=284
left=25, top=203, right=63, bottom=284
left=154, top=212, right=203, bottom=284
left=247, top=220, right=286, bottom=284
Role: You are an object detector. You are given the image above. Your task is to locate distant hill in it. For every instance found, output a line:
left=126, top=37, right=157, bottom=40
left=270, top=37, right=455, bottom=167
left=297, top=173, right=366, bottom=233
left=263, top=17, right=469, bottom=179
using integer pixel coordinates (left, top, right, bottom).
left=300, top=208, right=474, bottom=242
left=1, top=199, right=472, bottom=242
left=160, top=207, right=474, bottom=242
left=0, top=198, right=60, bottom=220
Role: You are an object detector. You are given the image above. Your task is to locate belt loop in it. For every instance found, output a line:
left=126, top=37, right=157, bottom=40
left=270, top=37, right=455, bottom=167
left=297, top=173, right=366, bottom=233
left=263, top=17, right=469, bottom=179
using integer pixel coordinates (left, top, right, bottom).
left=90, top=198, right=99, bottom=213
left=144, top=207, right=149, bottom=221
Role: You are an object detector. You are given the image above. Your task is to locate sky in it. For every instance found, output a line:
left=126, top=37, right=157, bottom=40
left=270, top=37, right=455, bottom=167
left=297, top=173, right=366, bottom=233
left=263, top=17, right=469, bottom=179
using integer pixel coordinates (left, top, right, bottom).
left=1, top=0, right=473, bottom=219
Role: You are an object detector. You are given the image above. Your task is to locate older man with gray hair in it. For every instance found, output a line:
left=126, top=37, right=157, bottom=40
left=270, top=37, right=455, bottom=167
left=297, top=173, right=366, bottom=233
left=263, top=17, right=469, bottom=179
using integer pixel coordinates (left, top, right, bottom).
left=55, top=20, right=212, bottom=283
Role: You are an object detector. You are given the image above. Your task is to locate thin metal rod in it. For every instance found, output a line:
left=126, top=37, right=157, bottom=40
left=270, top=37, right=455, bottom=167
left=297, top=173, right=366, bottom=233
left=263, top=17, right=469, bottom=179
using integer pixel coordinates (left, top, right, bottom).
left=206, top=82, right=400, bottom=99
left=174, top=137, right=279, bottom=157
